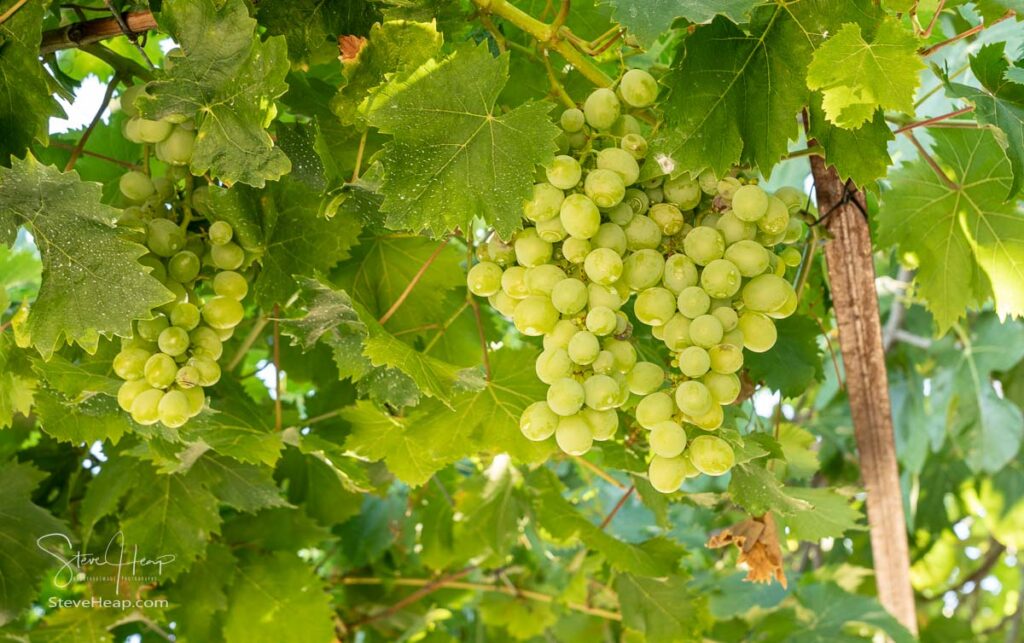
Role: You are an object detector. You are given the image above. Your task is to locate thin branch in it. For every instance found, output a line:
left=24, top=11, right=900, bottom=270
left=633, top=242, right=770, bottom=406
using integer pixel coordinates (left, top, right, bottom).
left=893, top=106, right=974, bottom=134
left=890, top=329, right=933, bottom=350
left=101, top=0, right=155, bottom=68
left=782, top=145, right=823, bottom=161
left=47, top=142, right=140, bottom=169
left=350, top=130, right=368, bottom=183
left=227, top=316, right=269, bottom=371
left=349, top=566, right=477, bottom=628
left=919, top=11, right=1016, bottom=57
left=1008, top=561, right=1024, bottom=643
left=41, top=11, right=158, bottom=55
left=904, top=132, right=960, bottom=191
left=598, top=485, right=635, bottom=529
left=924, top=540, right=1007, bottom=600
left=919, top=0, right=946, bottom=38
left=571, top=455, right=626, bottom=489
left=273, top=304, right=282, bottom=432
left=378, top=238, right=450, bottom=325
left=794, top=226, right=820, bottom=300
left=79, top=43, right=153, bottom=81
left=550, top=0, right=570, bottom=33
left=64, top=74, right=121, bottom=172
left=541, top=48, right=576, bottom=108
left=0, top=0, right=29, bottom=25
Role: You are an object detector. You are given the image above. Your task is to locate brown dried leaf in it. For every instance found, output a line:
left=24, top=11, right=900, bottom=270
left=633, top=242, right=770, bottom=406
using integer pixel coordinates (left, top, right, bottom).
left=338, top=35, right=367, bottom=62
left=707, top=513, right=787, bottom=588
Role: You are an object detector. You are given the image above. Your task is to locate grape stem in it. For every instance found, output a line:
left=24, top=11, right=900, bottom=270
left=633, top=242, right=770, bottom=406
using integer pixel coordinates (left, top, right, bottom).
left=378, top=238, right=451, bottom=325
left=64, top=72, right=123, bottom=172
left=0, top=0, right=29, bottom=25
left=350, top=131, right=368, bottom=183
left=79, top=43, right=153, bottom=82
left=101, top=0, right=155, bottom=69
left=227, top=316, right=270, bottom=371
left=917, top=0, right=946, bottom=38
left=572, top=455, right=626, bottom=489
left=48, top=142, right=142, bottom=170
left=892, top=106, right=974, bottom=134
left=598, top=485, right=634, bottom=528
left=918, top=10, right=1015, bottom=57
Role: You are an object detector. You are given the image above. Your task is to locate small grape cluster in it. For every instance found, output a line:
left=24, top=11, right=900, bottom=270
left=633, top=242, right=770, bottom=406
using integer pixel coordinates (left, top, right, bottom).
left=112, top=85, right=251, bottom=428
left=466, top=70, right=806, bottom=493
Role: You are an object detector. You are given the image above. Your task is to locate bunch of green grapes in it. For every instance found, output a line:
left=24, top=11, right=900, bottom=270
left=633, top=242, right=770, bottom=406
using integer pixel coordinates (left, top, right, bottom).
left=112, top=85, right=251, bottom=428
left=466, top=70, right=809, bottom=494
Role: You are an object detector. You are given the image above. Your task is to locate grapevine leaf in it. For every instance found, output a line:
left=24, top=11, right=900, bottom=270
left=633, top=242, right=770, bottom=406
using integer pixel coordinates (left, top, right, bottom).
left=657, top=1, right=880, bottom=177
left=365, top=42, right=560, bottom=238
left=744, top=316, right=823, bottom=397
left=806, top=19, right=924, bottom=129
left=780, top=487, right=864, bottom=540
left=79, top=455, right=138, bottom=544
left=275, top=448, right=365, bottom=526
left=0, top=0, right=61, bottom=165
left=479, top=594, right=558, bottom=639
left=0, top=156, right=172, bottom=358
left=807, top=93, right=894, bottom=186
left=794, top=583, right=916, bottom=643
left=222, top=553, right=334, bottom=643
left=0, top=463, right=68, bottom=626
left=454, top=460, right=529, bottom=562
left=945, top=43, right=1024, bottom=198
left=139, top=0, right=291, bottom=187
left=221, top=507, right=331, bottom=550
left=281, top=277, right=365, bottom=351
left=331, top=20, right=443, bottom=126
left=729, top=462, right=813, bottom=516
left=257, top=0, right=381, bottom=66
left=165, top=544, right=236, bottom=643
left=776, top=424, right=819, bottom=480
left=603, top=0, right=757, bottom=44
left=181, top=385, right=284, bottom=466
left=1007, top=65, right=1024, bottom=85
left=876, top=128, right=1024, bottom=331
left=342, top=400, right=450, bottom=486
left=22, top=608, right=119, bottom=642
left=29, top=352, right=121, bottom=398
left=34, top=387, right=132, bottom=445
left=0, top=334, right=35, bottom=429
left=190, top=453, right=289, bottom=513
left=614, top=573, right=712, bottom=642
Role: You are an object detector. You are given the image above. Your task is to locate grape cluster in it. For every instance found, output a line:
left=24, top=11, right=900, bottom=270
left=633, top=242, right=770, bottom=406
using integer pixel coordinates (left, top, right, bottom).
left=466, top=70, right=807, bottom=494
left=112, top=86, right=251, bottom=428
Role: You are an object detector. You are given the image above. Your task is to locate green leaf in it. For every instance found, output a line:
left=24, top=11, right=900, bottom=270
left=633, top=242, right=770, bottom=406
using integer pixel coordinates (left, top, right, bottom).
left=222, top=553, right=334, bottom=643
left=744, top=316, right=823, bottom=397
left=877, top=128, right=1024, bottom=331
left=140, top=0, right=291, bottom=187
left=221, top=507, right=331, bottom=550
left=793, top=583, right=916, bottom=643
left=331, top=20, right=443, bottom=126
left=0, top=156, right=172, bottom=357
left=479, top=594, right=558, bottom=640
left=166, top=543, right=236, bottom=643
left=0, top=0, right=60, bottom=165
left=728, top=462, right=812, bottom=516
left=0, top=463, right=67, bottom=626
left=807, top=92, right=894, bottom=186
left=781, top=487, right=864, bottom=540
left=0, top=333, right=35, bottom=429
left=275, top=447, right=365, bottom=525
left=29, top=351, right=121, bottom=399
left=776, top=423, right=819, bottom=480
left=258, top=0, right=381, bottom=66
left=454, top=459, right=529, bottom=562
left=604, top=0, right=757, bottom=44
left=23, top=608, right=119, bottom=642
left=190, top=453, right=289, bottom=513
left=945, top=43, right=1024, bottom=198
left=806, top=19, right=923, bottom=129
left=34, top=387, right=133, bottom=445
left=366, top=43, right=560, bottom=238
left=343, top=400, right=450, bottom=486
left=614, top=573, right=711, bottom=642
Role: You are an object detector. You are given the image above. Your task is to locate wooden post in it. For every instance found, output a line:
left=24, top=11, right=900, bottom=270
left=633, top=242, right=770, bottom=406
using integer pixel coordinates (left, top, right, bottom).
left=809, top=157, right=918, bottom=635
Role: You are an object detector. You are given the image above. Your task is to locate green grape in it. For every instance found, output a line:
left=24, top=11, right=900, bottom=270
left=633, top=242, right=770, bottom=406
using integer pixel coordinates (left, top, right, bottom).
left=175, top=364, right=201, bottom=389
left=759, top=196, right=790, bottom=235
left=592, top=350, right=616, bottom=374
left=514, top=229, right=553, bottom=267
left=211, top=242, right=245, bottom=270
left=584, top=248, right=624, bottom=285
left=168, top=251, right=200, bottom=283
left=768, top=290, right=798, bottom=319
left=618, top=68, right=658, bottom=107
left=556, top=414, right=594, bottom=455
left=675, top=380, right=712, bottom=417
left=690, top=403, right=724, bottom=430
left=649, top=421, right=687, bottom=458
left=157, top=389, right=191, bottom=428
left=584, top=169, right=626, bottom=208
left=215, top=325, right=234, bottom=340
left=623, top=215, right=663, bottom=251
left=648, top=455, right=687, bottom=493
left=560, top=107, right=585, bottom=132
left=783, top=216, right=804, bottom=244
left=592, top=222, right=628, bottom=256
left=524, top=182, right=565, bottom=222
left=562, top=237, right=591, bottom=264
left=213, top=271, right=249, bottom=300
left=683, top=226, right=725, bottom=265
left=724, top=240, right=770, bottom=277
left=623, top=188, right=649, bottom=217
left=646, top=186, right=664, bottom=203
left=521, top=401, right=559, bottom=441
left=722, top=327, right=744, bottom=349
left=634, top=287, right=676, bottom=326
left=663, top=175, right=702, bottom=210
left=566, top=130, right=588, bottom=149
left=117, top=379, right=153, bottom=412
left=738, top=311, right=777, bottom=353
left=586, top=306, right=617, bottom=336
left=568, top=330, right=601, bottom=365
left=704, top=372, right=740, bottom=405
left=208, top=221, right=233, bottom=246
left=689, top=314, right=724, bottom=348
left=636, top=391, right=675, bottom=429
left=711, top=306, right=738, bottom=331
left=551, top=278, right=588, bottom=315
left=548, top=378, right=585, bottom=416
left=676, top=286, right=710, bottom=319
left=688, top=435, right=735, bottom=476
left=190, top=355, right=222, bottom=387
left=604, top=206, right=632, bottom=231
left=546, top=155, right=582, bottom=190
left=489, top=292, right=518, bottom=318
left=114, top=347, right=151, bottom=380
left=700, top=259, right=741, bottom=298
left=583, top=88, right=621, bottom=130
left=120, top=171, right=156, bottom=202
left=604, top=338, right=637, bottom=372
left=155, top=127, right=194, bottom=166
left=544, top=320, right=579, bottom=350
left=120, top=84, right=146, bottom=118
left=678, top=345, right=710, bottom=378
left=559, top=195, right=600, bottom=241
left=597, top=147, right=641, bottom=185
left=588, top=284, right=623, bottom=311
left=611, top=114, right=641, bottom=137
left=583, top=408, right=618, bottom=440
left=203, top=295, right=245, bottom=330
left=137, top=313, right=170, bottom=341
left=620, top=133, right=648, bottom=159
left=774, top=186, right=803, bottom=211
left=525, top=264, right=566, bottom=296
left=741, top=274, right=792, bottom=313
left=709, top=343, right=743, bottom=374
left=662, top=314, right=692, bottom=351
left=147, top=219, right=186, bottom=257
left=158, top=326, right=190, bottom=357
left=188, top=327, right=221, bottom=362
left=501, top=266, right=530, bottom=298
left=758, top=229, right=786, bottom=248
left=513, top=295, right=559, bottom=336
left=731, top=184, right=769, bottom=222
left=662, top=254, right=698, bottom=294
left=179, top=385, right=204, bottom=417
left=487, top=237, right=516, bottom=265
left=649, top=203, right=684, bottom=235
left=138, top=255, right=168, bottom=282
left=145, top=353, right=178, bottom=388
left=158, top=280, right=188, bottom=315
left=779, top=246, right=802, bottom=267
left=536, top=348, right=573, bottom=384
left=698, top=169, right=718, bottom=195
left=535, top=215, right=567, bottom=242
left=621, top=249, right=664, bottom=291
left=584, top=374, right=620, bottom=410
left=716, top=177, right=741, bottom=200
left=130, top=388, right=165, bottom=425
left=125, top=118, right=172, bottom=144
left=715, top=212, right=757, bottom=244
left=626, top=362, right=663, bottom=395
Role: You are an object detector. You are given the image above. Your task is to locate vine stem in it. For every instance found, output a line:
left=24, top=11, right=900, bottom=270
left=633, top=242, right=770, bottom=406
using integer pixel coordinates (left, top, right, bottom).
left=350, top=130, right=367, bottom=183
left=893, top=106, right=974, bottom=134
left=273, top=304, right=282, bottom=432
left=571, top=456, right=626, bottom=489
left=48, top=142, right=141, bottom=169
left=378, top=238, right=450, bottom=325
left=918, top=10, right=1015, bottom=56
left=101, top=0, right=154, bottom=68
left=598, top=485, right=634, bottom=529
left=64, top=73, right=121, bottom=172
left=227, top=316, right=269, bottom=371
left=918, top=0, right=946, bottom=37
left=349, top=566, right=477, bottom=627
left=41, top=10, right=158, bottom=54
left=0, top=0, right=29, bottom=25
